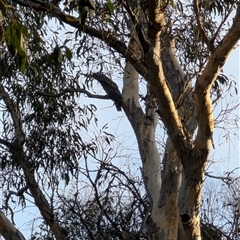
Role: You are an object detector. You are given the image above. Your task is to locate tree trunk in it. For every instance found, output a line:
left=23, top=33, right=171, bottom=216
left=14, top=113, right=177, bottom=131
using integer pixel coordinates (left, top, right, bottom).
left=2, top=1, right=240, bottom=239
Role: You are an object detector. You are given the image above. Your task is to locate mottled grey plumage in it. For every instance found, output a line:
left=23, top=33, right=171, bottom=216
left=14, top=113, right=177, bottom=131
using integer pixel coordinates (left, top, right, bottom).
left=92, top=73, right=122, bottom=111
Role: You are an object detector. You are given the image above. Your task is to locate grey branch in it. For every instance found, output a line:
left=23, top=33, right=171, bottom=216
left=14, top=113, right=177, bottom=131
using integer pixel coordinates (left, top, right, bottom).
left=35, top=88, right=110, bottom=99
left=0, top=211, right=26, bottom=240
left=92, top=73, right=122, bottom=111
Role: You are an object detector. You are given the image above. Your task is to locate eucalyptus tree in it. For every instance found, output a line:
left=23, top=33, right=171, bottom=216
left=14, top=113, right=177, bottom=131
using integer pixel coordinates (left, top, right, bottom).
left=0, top=0, right=239, bottom=239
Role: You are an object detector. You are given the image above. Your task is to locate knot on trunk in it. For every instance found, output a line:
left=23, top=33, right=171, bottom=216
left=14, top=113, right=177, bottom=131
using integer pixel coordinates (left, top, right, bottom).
left=180, top=213, right=192, bottom=224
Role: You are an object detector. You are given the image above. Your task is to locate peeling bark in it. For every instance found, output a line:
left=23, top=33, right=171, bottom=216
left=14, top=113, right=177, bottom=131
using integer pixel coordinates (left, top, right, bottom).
left=149, top=192, right=180, bottom=240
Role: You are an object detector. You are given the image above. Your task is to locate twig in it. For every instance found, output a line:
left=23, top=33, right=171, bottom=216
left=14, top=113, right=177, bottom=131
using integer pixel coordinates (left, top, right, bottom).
left=212, top=4, right=236, bottom=44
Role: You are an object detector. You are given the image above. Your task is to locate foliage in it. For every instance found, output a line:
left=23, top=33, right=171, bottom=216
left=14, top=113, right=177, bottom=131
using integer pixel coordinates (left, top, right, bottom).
left=0, top=0, right=239, bottom=239
left=30, top=160, right=149, bottom=239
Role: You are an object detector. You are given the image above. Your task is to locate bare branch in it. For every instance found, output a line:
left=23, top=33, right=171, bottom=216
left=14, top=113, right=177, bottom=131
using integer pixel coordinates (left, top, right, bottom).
left=35, top=88, right=110, bottom=99
left=92, top=73, right=122, bottom=111
left=84, top=158, right=123, bottom=236
left=206, top=168, right=240, bottom=184
left=206, top=172, right=233, bottom=182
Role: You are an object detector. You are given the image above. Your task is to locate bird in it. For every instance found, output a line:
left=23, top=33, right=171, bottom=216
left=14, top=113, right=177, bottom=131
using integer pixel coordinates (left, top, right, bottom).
left=92, top=73, right=122, bottom=111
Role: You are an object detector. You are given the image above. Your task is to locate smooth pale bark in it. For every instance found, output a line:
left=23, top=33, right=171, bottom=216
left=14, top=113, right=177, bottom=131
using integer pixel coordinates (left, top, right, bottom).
left=160, top=31, right=201, bottom=239
left=122, top=61, right=161, bottom=210
left=122, top=20, right=193, bottom=239
left=141, top=8, right=186, bottom=238
left=179, top=6, right=240, bottom=239
left=146, top=39, right=184, bottom=239
left=150, top=143, right=181, bottom=240
left=121, top=32, right=162, bottom=212
left=0, top=211, right=26, bottom=240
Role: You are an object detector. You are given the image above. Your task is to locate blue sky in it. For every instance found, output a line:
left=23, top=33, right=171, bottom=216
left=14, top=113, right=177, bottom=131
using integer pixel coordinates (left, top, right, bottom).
left=0, top=21, right=239, bottom=240
left=5, top=46, right=239, bottom=240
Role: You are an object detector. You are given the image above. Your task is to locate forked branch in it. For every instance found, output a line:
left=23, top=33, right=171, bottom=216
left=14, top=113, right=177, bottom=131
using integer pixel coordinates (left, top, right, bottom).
left=194, top=3, right=240, bottom=153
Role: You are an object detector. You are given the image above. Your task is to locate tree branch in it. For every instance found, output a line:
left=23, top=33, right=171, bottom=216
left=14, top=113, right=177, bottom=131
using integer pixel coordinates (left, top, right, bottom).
left=0, top=84, right=24, bottom=145
left=206, top=167, right=240, bottom=183
left=179, top=9, right=240, bottom=235
left=0, top=83, right=69, bottom=240
left=35, top=88, right=110, bottom=99
left=0, top=211, right=26, bottom=240
left=20, top=159, right=69, bottom=240
left=13, top=0, right=148, bottom=78
left=122, top=56, right=162, bottom=210
left=193, top=3, right=240, bottom=154
left=193, top=0, right=215, bottom=52
left=212, top=4, right=236, bottom=44
left=92, top=73, right=122, bottom=111
left=123, top=0, right=149, bottom=54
